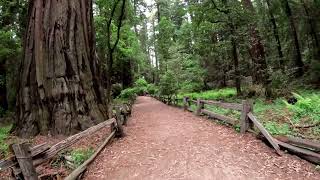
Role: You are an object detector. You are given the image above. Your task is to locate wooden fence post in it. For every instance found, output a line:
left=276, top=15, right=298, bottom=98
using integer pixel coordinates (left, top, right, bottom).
left=195, top=98, right=204, bottom=116
left=12, top=143, right=38, bottom=180
left=240, top=100, right=253, bottom=133
left=183, top=97, right=188, bottom=111
left=114, top=107, right=125, bottom=138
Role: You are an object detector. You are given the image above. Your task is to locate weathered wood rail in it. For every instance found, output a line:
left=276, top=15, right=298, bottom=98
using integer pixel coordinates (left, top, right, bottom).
left=0, top=99, right=135, bottom=180
left=152, top=95, right=320, bottom=164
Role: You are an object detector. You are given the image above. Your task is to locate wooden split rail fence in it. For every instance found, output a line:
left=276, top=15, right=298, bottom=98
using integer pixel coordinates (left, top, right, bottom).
left=152, top=95, right=320, bottom=164
left=0, top=101, right=134, bottom=180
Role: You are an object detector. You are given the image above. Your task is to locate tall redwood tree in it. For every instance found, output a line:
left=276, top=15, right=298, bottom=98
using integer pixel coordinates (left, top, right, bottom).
left=15, top=0, right=107, bottom=137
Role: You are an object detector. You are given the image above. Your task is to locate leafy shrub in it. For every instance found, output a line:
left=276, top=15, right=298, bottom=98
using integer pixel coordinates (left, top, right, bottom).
left=179, top=88, right=236, bottom=101
left=70, top=148, right=94, bottom=167
left=270, top=70, right=291, bottom=96
left=132, top=77, right=149, bottom=96
left=147, top=84, right=158, bottom=95
left=159, top=71, right=178, bottom=96
left=285, top=92, right=320, bottom=124
left=112, top=83, right=123, bottom=98
left=134, top=77, right=148, bottom=88
left=118, top=78, right=150, bottom=99
left=242, top=84, right=265, bottom=98
left=180, top=81, right=203, bottom=93
left=135, top=86, right=147, bottom=96
left=119, top=87, right=138, bottom=99
left=0, top=125, right=12, bottom=157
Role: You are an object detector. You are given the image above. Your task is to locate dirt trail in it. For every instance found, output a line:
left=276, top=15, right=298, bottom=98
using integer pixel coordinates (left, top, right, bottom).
left=85, top=96, right=319, bottom=180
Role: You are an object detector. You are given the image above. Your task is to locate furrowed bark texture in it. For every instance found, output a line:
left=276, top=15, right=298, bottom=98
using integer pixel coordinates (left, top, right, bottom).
left=242, top=0, right=269, bottom=84
left=15, top=0, right=107, bottom=137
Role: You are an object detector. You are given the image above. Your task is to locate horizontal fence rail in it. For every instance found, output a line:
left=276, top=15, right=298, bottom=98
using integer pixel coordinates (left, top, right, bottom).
left=200, top=100, right=243, bottom=111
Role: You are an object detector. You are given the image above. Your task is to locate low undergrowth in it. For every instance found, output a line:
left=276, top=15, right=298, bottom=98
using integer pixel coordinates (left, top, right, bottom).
left=178, top=88, right=237, bottom=101
left=177, top=88, right=320, bottom=140
left=69, top=148, right=94, bottom=168
left=0, top=124, right=12, bottom=158
left=51, top=147, right=95, bottom=171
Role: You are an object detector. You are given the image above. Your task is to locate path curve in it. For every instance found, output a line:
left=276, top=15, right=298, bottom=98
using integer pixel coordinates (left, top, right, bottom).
left=85, top=96, right=319, bottom=180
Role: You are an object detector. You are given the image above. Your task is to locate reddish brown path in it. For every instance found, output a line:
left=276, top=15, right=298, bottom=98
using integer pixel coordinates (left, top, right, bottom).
left=85, top=96, right=319, bottom=180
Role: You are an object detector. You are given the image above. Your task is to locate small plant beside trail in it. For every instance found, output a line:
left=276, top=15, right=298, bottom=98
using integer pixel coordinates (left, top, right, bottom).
left=69, top=148, right=95, bottom=168
left=0, top=124, right=12, bottom=158
left=51, top=148, right=95, bottom=170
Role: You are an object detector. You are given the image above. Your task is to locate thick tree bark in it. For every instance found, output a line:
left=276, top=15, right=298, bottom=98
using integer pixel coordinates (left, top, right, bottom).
left=282, top=0, right=304, bottom=77
left=266, top=0, right=284, bottom=71
left=241, top=0, right=269, bottom=84
left=15, top=0, right=107, bottom=137
left=242, top=0, right=272, bottom=98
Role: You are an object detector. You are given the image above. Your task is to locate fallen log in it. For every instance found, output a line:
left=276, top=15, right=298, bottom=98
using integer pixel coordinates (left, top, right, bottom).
left=247, top=112, right=282, bottom=156
left=65, top=130, right=116, bottom=180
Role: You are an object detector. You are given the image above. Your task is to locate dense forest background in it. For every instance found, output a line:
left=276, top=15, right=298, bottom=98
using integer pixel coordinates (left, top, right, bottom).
left=0, top=0, right=319, bottom=136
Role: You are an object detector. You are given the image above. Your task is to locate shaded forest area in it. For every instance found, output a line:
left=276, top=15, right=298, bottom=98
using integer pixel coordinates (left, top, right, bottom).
left=0, top=0, right=319, bottom=142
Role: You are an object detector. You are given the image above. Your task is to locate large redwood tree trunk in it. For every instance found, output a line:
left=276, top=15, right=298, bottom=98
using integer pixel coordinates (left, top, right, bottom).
left=15, top=0, right=107, bottom=137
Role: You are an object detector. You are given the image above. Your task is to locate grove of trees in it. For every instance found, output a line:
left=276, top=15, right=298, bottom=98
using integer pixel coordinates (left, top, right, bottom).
left=0, top=0, right=319, bottom=136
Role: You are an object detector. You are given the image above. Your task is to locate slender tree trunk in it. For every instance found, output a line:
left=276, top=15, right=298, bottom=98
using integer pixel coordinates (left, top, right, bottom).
left=156, top=2, right=161, bottom=24
left=301, top=0, right=320, bottom=58
left=231, top=28, right=241, bottom=95
left=241, top=0, right=269, bottom=83
left=105, top=0, right=126, bottom=105
left=133, top=0, right=139, bottom=36
left=282, top=0, right=304, bottom=76
left=266, top=0, right=284, bottom=71
left=0, top=63, right=8, bottom=113
left=15, top=0, right=107, bottom=137
left=152, top=18, right=160, bottom=84
left=242, top=0, right=271, bottom=98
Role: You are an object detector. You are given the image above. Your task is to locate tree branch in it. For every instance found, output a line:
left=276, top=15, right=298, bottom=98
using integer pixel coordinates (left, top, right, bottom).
left=106, top=0, right=121, bottom=51
left=209, top=0, right=230, bottom=14
left=111, top=0, right=126, bottom=52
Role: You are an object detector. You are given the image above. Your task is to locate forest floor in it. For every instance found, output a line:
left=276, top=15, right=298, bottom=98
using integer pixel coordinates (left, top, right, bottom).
left=84, top=96, right=320, bottom=180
